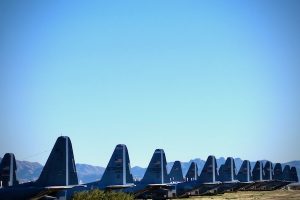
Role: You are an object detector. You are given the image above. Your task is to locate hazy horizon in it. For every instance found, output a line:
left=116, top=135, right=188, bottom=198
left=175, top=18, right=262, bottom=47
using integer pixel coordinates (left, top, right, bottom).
left=1, top=1, right=300, bottom=167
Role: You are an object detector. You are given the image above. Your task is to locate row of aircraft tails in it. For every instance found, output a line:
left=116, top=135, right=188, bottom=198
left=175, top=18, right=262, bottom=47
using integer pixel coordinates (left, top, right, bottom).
left=0, top=136, right=298, bottom=200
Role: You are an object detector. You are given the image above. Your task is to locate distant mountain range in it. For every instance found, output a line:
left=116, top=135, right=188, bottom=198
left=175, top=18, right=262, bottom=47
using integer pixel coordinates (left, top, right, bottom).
left=0, top=157, right=299, bottom=184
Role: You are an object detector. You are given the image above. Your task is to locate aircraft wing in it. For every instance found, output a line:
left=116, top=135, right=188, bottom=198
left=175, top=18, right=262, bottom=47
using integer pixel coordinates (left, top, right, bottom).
left=105, top=183, right=136, bottom=190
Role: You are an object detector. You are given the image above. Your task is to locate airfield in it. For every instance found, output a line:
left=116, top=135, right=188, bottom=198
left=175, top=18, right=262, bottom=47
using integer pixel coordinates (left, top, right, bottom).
left=178, top=190, right=300, bottom=200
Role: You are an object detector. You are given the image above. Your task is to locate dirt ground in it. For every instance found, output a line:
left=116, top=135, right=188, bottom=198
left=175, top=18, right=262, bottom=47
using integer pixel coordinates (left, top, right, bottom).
left=181, top=190, right=300, bottom=200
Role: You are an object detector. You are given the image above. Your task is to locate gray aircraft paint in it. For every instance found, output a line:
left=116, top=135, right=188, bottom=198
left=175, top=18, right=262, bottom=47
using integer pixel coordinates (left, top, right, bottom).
left=161, top=150, right=164, bottom=184
left=247, top=161, right=249, bottom=182
left=123, top=145, right=126, bottom=185
left=260, top=161, right=262, bottom=181
left=195, top=163, right=197, bottom=180
left=65, top=137, right=69, bottom=199
left=269, top=163, right=272, bottom=180
left=212, top=156, right=215, bottom=182
left=231, top=158, right=234, bottom=181
left=9, top=154, right=13, bottom=187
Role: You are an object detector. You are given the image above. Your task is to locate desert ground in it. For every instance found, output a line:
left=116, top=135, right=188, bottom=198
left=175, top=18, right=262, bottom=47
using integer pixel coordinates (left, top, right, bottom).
left=179, top=190, right=300, bottom=200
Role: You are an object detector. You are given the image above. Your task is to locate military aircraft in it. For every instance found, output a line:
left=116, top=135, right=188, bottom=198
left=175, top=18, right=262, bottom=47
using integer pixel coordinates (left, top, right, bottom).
left=0, top=136, right=81, bottom=200
left=216, top=157, right=240, bottom=193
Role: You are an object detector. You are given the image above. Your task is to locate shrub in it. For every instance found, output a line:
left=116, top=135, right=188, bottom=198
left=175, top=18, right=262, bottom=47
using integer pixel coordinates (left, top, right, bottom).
left=72, top=189, right=134, bottom=200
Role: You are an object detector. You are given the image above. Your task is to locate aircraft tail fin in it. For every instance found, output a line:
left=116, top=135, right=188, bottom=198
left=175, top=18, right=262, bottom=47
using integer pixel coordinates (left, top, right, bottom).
left=141, top=149, right=168, bottom=184
left=237, top=160, right=251, bottom=182
left=100, top=144, right=134, bottom=186
left=252, top=161, right=264, bottom=181
left=263, top=161, right=273, bottom=180
left=198, top=155, right=218, bottom=183
left=0, top=153, right=18, bottom=187
left=290, top=167, right=298, bottom=182
left=282, top=165, right=291, bottom=181
left=273, top=163, right=283, bottom=180
left=36, top=136, right=78, bottom=186
left=185, top=161, right=198, bottom=181
left=218, top=157, right=236, bottom=182
left=168, top=161, right=184, bottom=182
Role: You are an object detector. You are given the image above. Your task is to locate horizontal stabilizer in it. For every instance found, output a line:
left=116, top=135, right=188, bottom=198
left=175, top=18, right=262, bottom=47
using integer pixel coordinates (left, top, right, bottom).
left=105, top=183, right=135, bottom=190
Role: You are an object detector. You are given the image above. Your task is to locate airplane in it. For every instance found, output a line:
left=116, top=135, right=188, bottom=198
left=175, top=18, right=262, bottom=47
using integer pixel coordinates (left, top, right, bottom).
left=0, top=153, right=19, bottom=188
left=0, top=136, right=81, bottom=200
left=168, top=161, right=184, bottom=183
left=216, top=157, right=240, bottom=193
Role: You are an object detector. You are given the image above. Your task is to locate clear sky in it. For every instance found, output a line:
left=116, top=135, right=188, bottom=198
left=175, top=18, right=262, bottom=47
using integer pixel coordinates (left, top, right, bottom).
left=0, top=0, right=300, bottom=167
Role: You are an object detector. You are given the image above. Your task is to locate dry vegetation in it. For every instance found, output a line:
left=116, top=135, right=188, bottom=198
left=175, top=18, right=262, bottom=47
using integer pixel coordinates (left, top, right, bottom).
left=181, top=190, right=300, bottom=200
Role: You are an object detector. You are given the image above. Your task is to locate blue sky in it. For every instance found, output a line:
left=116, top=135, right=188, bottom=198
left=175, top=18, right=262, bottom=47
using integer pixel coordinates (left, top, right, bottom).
left=0, top=1, right=300, bottom=167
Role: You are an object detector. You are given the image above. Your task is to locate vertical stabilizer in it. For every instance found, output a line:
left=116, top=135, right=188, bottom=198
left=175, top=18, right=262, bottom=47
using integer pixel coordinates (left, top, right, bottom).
left=199, top=155, right=218, bottom=183
left=273, top=163, right=283, bottom=181
left=282, top=165, right=291, bottom=181
left=168, top=161, right=184, bottom=182
left=218, top=157, right=236, bottom=182
left=100, top=144, right=134, bottom=186
left=263, top=161, right=273, bottom=180
left=185, top=162, right=198, bottom=181
left=237, top=160, right=252, bottom=182
left=290, top=167, right=298, bottom=182
left=252, top=161, right=264, bottom=181
left=141, top=149, right=168, bottom=184
left=35, top=136, right=78, bottom=186
left=0, top=153, right=18, bottom=187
